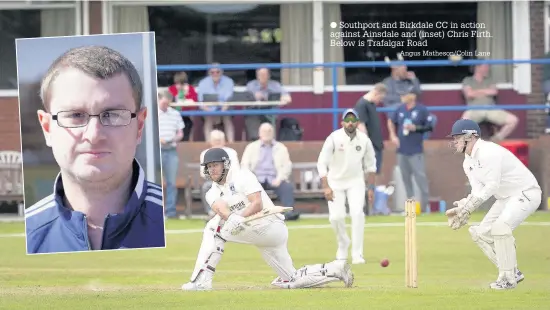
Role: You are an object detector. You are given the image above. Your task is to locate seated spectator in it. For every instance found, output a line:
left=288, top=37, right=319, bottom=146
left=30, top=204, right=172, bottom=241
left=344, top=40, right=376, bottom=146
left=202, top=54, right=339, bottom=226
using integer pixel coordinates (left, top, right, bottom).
left=168, top=71, right=198, bottom=141
left=245, top=68, right=292, bottom=140
left=461, top=63, right=518, bottom=142
left=382, top=55, right=422, bottom=117
left=197, top=63, right=235, bottom=143
left=241, top=123, right=295, bottom=211
left=199, top=130, right=240, bottom=218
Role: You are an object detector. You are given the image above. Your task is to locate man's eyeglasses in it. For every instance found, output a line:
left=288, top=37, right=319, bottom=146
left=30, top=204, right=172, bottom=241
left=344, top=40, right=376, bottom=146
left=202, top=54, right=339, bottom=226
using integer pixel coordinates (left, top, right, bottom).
left=51, top=109, right=137, bottom=128
left=343, top=117, right=359, bottom=123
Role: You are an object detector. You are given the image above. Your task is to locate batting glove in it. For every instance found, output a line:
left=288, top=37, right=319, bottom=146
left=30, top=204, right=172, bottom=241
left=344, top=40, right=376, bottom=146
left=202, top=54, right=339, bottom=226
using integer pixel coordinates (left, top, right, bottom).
left=221, top=213, right=246, bottom=236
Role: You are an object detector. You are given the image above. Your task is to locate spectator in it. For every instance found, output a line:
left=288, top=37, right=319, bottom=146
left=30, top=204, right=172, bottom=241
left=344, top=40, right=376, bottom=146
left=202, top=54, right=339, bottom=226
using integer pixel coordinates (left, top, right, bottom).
left=354, top=83, right=387, bottom=175
left=461, top=63, right=518, bottom=142
left=241, top=123, right=294, bottom=211
left=199, top=130, right=240, bottom=218
left=168, top=71, right=198, bottom=141
left=382, top=57, right=422, bottom=114
left=245, top=68, right=292, bottom=140
left=387, top=93, right=431, bottom=212
left=158, top=89, right=185, bottom=219
left=197, top=63, right=235, bottom=143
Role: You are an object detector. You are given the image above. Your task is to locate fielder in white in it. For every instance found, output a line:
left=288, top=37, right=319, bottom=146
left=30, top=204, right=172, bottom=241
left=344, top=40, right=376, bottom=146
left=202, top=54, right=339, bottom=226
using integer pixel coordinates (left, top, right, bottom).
left=445, top=119, right=542, bottom=290
left=182, top=148, right=354, bottom=290
left=317, top=109, right=377, bottom=264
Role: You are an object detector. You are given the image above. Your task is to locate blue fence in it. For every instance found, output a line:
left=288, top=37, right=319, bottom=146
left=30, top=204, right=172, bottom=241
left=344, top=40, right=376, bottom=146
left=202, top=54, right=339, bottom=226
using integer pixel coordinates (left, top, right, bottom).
left=157, top=58, right=550, bottom=131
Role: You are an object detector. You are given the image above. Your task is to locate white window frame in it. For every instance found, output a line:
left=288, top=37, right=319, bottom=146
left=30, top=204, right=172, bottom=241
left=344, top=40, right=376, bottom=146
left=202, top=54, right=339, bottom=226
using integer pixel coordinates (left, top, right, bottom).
left=0, top=1, right=82, bottom=97
left=545, top=1, right=550, bottom=53
left=512, top=0, right=531, bottom=94
left=106, top=0, right=515, bottom=92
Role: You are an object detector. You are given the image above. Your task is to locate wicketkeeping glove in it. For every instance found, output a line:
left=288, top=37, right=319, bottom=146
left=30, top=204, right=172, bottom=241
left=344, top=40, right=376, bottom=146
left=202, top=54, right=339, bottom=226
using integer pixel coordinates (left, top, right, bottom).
left=450, top=196, right=484, bottom=230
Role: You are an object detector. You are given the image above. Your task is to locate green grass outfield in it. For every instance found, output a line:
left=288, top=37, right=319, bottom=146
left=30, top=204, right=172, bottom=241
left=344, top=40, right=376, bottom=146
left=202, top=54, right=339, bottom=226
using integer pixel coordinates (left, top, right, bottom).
left=1, top=212, right=550, bottom=309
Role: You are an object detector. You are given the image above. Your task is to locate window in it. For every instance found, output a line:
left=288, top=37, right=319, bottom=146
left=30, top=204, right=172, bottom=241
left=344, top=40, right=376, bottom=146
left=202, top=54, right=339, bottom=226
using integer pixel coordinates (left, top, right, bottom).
left=339, top=3, right=480, bottom=85
left=0, top=7, right=76, bottom=90
left=149, top=4, right=280, bottom=87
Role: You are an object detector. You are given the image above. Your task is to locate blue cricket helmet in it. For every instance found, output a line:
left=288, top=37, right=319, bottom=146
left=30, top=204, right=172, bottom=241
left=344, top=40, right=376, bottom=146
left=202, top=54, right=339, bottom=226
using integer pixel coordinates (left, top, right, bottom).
left=448, top=119, right=481, bottom=137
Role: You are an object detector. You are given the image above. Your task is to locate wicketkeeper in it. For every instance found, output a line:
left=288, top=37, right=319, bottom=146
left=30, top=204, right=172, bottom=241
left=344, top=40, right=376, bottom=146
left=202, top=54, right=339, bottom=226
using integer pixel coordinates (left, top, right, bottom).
left=445, top=119, right=541, bottom=290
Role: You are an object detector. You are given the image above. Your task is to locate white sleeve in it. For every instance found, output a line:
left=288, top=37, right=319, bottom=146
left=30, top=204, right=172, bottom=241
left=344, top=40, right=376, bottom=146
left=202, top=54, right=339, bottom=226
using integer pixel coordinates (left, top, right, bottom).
left=362, top=137, right=377, bottom=174
left=205, top=187, right=220, bottom=207
left=467, top=173, right=483, bottom=196
left=474, top=150, right=503, bottom=201
left=237, top=170, right=263, bottom=195
left=317, top=134, right=335, bottom=178
left=464, top=161, right=483, bottom=195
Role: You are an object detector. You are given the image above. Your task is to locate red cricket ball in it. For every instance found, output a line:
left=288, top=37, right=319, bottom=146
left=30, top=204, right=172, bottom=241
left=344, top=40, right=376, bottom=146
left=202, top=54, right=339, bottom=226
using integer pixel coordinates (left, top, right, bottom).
left=380, top=258, right=390, bottom=267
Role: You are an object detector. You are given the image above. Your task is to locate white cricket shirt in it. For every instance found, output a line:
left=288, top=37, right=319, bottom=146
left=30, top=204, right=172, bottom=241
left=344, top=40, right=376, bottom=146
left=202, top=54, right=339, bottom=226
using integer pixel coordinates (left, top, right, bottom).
left=205, top=169, right=284, bottom=226
left=317, top=128, right=377, bottom=190
left=464, top=139, right=540, bottom=201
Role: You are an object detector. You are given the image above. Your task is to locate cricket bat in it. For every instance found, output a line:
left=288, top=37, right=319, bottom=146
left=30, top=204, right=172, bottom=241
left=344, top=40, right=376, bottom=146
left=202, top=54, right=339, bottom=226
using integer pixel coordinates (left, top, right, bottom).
left=230, top=206, right=293, bottom=235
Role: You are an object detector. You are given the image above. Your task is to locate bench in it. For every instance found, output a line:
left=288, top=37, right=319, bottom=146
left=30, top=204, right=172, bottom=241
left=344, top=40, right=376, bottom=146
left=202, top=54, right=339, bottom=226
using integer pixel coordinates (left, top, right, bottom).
left=182, top=162, right=324, bottom=215
left=0, top=152, right=24, bottom=216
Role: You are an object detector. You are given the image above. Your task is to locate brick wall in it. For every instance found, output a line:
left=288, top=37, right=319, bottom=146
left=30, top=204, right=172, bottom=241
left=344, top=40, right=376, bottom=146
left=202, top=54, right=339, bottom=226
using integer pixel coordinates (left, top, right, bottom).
left=178, top=141, right=468, bottom=206
left=178, top=138, right=550, bottom=213
left=528, top=1, right=546, bottom=137
left=0, top=97, right=21, bottom=151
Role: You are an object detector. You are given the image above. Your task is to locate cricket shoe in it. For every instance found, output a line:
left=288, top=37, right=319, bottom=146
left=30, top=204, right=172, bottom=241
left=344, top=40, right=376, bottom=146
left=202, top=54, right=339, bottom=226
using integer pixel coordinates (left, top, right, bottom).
left=490, top=279, right=517, bottom=290
left=181, top=280, right=212, bottom=291
left=341, top=261, right=354, bottom=288
left=515, top=270, right=525, bottom=283
left=352, top=255, right=366, bottom=264
left=489, top=269, right=524, bottom=288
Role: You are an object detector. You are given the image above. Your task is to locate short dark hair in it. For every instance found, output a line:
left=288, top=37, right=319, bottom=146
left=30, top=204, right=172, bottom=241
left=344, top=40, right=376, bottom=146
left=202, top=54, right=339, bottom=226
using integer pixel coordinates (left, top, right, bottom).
left=40, top=45, right=143, bottom=111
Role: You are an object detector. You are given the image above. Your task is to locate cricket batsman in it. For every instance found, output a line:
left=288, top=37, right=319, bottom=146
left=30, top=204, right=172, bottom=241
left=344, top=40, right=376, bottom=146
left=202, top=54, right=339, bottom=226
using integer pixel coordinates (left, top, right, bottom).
left=317, top=109, right=377, bottom=264
left=445, top=119, right=542, bottom=290
left=182, top=148, right=354, bottom=290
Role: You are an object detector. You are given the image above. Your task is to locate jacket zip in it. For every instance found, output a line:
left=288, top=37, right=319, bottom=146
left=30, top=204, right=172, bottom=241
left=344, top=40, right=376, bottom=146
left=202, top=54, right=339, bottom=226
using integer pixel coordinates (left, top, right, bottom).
left=83, top=215, right=91, bottom=250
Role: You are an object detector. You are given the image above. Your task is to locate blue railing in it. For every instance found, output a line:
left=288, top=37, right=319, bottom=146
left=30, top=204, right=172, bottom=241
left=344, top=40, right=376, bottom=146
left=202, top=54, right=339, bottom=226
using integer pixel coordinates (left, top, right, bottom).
left=157, top=58, right=550, bottom=130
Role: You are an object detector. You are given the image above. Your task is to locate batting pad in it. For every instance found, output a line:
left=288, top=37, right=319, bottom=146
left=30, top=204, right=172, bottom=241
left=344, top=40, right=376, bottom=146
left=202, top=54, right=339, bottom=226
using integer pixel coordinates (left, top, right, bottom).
left=491, top=222, right=517, bottom=276
left=190, top=230, right=225, bottom=282
left=271, top=260, right=347, bottom=289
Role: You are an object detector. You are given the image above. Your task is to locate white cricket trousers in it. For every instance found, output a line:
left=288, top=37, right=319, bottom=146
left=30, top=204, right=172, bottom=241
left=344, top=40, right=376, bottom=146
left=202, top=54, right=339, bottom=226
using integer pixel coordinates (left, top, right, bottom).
left=212, top=215, right=297, bottom=281
left=328, top=182, right=366, bottom=259
left=468, top=187, right=541, bottom=266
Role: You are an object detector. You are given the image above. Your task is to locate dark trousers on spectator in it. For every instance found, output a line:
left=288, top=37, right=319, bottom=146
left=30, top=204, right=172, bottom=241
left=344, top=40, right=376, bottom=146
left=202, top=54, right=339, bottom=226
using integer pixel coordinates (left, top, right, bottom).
left=260, top=180, right=295, bottom=208
left=182, top=116, right=193, bottom=141
left=374, top=148, right=383, bottom=175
